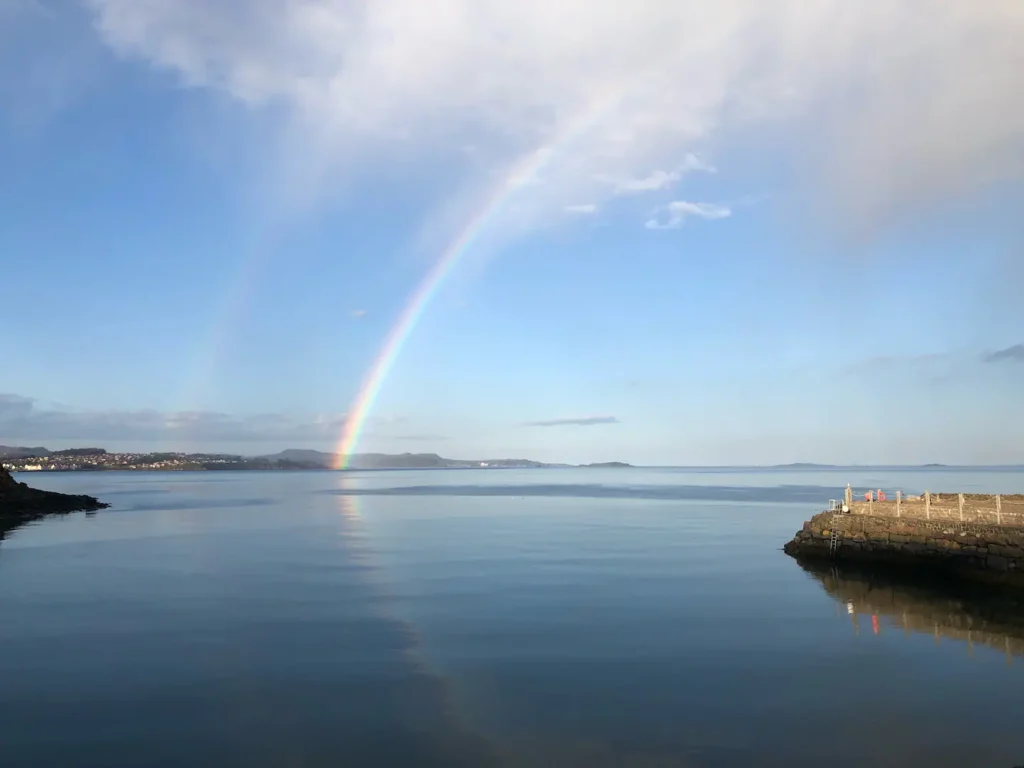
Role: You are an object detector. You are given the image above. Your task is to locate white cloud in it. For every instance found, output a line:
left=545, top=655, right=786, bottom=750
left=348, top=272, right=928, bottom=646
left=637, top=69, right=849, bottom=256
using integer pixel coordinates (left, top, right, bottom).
left=645, top=201, right=732, bottom=230
left=349, top=308, right=367, bottom=318
left=564, top=203, right=597, bottom=214
left=610, top=154, right=714, bottom=194
left=616, top=169, right=679, bottom=194
left=85, top=1, right=1024, bottom=236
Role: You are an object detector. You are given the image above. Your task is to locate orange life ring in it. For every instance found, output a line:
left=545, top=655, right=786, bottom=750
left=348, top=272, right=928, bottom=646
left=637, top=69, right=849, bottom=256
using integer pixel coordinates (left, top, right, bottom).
left=878, top=491, right=887, bottom=501
left=864, top=491, right=872, bottom=501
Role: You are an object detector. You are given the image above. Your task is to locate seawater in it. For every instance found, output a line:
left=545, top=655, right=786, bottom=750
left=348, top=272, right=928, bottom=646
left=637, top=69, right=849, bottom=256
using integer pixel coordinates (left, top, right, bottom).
left=1, top=468, right=1023, bottom=767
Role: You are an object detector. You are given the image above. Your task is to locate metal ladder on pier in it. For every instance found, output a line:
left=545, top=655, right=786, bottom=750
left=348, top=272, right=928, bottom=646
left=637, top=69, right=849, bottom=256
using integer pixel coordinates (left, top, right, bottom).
left=827, top=499, right=844, bottom=557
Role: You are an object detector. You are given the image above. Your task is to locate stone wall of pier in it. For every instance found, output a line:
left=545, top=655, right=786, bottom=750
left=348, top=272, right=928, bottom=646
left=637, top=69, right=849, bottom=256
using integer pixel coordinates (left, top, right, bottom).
left=784, top=509, right=1024, bottom=584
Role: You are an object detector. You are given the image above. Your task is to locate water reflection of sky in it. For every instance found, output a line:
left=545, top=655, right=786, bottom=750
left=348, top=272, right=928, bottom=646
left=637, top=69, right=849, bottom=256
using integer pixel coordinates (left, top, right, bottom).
left=332, top=476, right=499, bottom=765
left=3, top=468, right=1024, bottom=766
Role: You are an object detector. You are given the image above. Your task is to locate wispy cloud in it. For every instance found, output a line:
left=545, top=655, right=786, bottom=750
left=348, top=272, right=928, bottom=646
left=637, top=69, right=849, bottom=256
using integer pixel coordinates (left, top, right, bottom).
left=645, top=201, right=731, bottom=230
left=349, top=308, right=367, bottom=318
left=524, top=416, right=621, bottom=427
left=983, top=344, right=1024, bottom=363
left=843, top=346, right=1024, bottom=375
left=392, top=433, right=451, bottom=441
left=564, top=203, right=598, bottom=214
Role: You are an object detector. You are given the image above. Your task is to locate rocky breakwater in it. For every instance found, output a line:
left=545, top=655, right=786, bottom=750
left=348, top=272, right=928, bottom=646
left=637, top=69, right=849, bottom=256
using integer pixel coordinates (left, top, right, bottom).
left=784, top=508, right=1024, bottom=586
left=0, top=466, right=108, bottom=539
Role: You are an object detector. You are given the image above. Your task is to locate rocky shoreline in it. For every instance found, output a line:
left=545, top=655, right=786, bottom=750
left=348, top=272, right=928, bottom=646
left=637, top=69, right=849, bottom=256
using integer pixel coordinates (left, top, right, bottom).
left=0, top=466, right=108, bottom=539
left=785, top=509, right=1024, bottom=587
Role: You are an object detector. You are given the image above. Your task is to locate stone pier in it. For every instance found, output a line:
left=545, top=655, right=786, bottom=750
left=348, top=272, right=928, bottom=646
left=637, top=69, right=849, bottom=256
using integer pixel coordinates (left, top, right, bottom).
left=784, top=490, right=1024, bottom=587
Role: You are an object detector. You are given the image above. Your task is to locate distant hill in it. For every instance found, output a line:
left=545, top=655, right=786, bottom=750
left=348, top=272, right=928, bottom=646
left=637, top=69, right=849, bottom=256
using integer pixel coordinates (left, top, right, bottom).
left=257, top=450, right=550, bottom=469
left=582, top=461, right=633, bottom=468
left=1, top=446, right=109, bottom=459
left=346, top=453, right=548, bottom=469
left=260, top=449, right=335, bottom=467
left=0, top=446, right=50, bottom=459
left=256, top=450, right=457, bottom=468
left=353, top=452, right=451, bottom=468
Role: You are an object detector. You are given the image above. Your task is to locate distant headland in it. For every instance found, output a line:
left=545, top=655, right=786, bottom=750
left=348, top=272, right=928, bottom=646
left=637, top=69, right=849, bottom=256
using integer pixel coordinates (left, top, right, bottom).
left=0, top=446, right=633, bottom=473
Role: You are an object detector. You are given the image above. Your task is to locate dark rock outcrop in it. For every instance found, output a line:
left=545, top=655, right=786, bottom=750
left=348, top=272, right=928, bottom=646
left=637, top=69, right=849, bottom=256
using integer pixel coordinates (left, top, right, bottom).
left=0, top=466, right=107, bottom=539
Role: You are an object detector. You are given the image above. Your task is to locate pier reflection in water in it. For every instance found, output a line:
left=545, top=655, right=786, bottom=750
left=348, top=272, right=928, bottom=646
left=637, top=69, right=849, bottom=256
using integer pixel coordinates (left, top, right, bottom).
left=796, top=558, right=1024, bottom=665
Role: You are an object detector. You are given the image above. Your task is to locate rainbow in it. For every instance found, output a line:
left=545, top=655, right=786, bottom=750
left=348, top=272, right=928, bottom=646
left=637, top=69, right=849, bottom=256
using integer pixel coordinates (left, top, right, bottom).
left=332, top=93, right=620, bottom=469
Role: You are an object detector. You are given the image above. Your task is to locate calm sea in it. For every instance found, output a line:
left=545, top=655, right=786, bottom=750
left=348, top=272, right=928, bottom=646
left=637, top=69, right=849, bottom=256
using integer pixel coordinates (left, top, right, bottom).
left=2, top=468, right=1024, bottom=767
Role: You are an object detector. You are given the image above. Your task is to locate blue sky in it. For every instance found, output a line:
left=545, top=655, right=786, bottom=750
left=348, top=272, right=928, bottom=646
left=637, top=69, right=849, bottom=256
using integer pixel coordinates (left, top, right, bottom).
left=2, top=0, right=1023, bottom=465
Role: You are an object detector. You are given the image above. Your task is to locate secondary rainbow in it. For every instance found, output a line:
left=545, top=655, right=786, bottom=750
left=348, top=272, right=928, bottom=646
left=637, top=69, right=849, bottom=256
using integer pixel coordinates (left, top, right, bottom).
left=332, top=93, right=621, bottom=469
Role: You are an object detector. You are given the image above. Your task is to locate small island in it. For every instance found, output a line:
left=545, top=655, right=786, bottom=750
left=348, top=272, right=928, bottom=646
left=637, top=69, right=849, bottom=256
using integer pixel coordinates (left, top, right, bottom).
left=0, top=466, right=108, bottom=539
left=581, top=461, right=633, bottom=468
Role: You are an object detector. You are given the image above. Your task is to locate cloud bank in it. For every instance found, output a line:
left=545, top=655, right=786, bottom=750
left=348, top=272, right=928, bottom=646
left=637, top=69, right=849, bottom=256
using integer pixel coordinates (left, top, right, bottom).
left=525, top=416, right=621, bottom=427
left=0, top=393, right=345, bottom=444
left=85, top=0, right=1024, bottom=235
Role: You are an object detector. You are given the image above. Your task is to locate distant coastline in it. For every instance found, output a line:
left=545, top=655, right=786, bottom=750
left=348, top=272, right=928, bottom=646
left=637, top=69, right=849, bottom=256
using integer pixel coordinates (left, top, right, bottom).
left=2, top=445, right=1021, bottom=473
left=0, top=446, right=635, bottom=473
